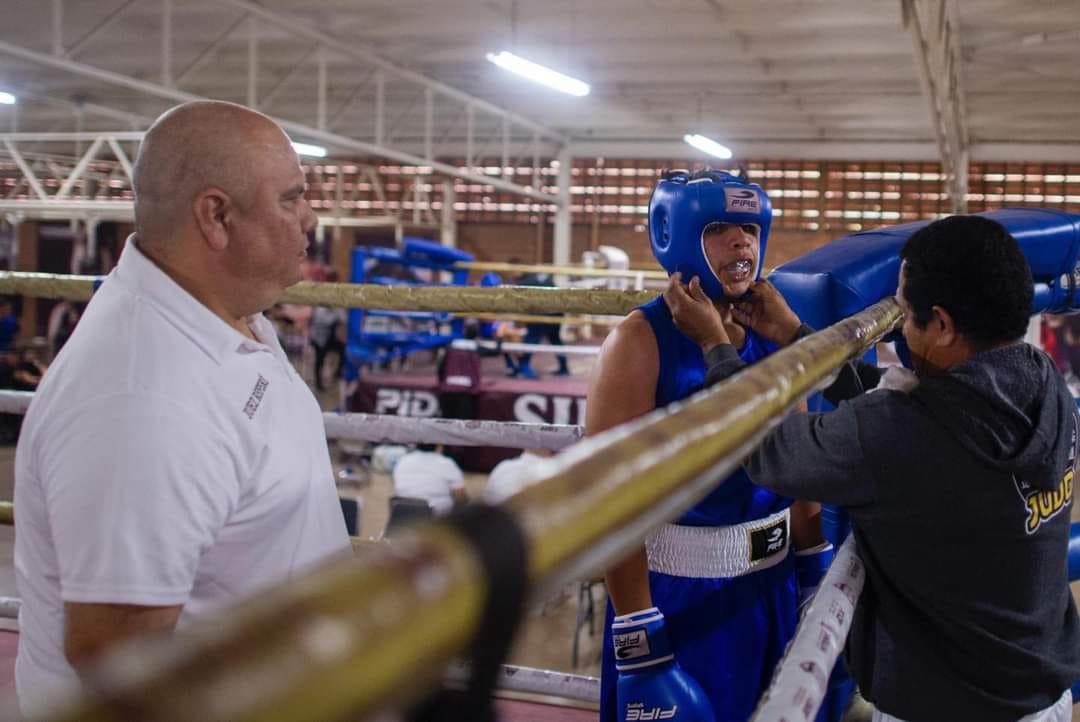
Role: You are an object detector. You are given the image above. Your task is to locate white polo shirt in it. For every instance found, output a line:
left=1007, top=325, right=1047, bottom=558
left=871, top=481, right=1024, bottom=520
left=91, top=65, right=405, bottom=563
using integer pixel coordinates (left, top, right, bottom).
left=391, top=451, right=465, bottom=515
left=14, top=238, right=350, bottom=716
left=484, top=452, right=553, bottom=503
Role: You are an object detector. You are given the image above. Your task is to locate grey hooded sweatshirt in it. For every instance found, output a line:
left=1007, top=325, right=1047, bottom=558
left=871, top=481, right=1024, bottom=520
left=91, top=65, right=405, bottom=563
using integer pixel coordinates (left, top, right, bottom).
left=710, top=342, right=1080, bottom=721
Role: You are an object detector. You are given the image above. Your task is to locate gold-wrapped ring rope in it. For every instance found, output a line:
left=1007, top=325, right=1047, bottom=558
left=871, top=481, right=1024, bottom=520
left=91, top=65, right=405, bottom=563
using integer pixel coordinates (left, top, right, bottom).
left=41, top=299, right=901, bottom=722
left=0, top=272, right=656, bottom=316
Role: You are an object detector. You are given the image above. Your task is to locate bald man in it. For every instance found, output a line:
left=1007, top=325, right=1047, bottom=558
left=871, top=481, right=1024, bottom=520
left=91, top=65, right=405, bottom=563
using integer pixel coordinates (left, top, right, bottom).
left=13, top=101, right=351, bottom=716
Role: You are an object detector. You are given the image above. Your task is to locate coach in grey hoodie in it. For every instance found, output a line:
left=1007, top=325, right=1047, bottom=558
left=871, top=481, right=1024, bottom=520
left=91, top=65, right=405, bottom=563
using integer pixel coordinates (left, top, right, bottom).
left=666, top=215, right=1080, bottom=721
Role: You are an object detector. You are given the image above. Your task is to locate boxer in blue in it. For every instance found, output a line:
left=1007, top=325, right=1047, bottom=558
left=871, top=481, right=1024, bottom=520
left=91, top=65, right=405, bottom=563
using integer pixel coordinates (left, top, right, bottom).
left=587, top=170, right=833, bottom=722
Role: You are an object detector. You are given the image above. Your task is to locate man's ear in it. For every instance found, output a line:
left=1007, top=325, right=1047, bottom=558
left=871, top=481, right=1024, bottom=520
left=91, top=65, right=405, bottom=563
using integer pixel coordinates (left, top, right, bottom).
left=930, top=305, right=958, bottom=347
left=192, top=188, right=232, bottom=252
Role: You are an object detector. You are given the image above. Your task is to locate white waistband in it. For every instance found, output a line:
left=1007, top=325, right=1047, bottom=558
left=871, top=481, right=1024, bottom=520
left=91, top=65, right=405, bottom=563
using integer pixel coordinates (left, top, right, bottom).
left=645, top=509, right=791, bottom=579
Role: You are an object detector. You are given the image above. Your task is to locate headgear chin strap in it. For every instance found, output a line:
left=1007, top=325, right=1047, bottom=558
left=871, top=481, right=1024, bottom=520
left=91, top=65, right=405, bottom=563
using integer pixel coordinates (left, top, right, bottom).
left=649, top=169, right=773, bottom=300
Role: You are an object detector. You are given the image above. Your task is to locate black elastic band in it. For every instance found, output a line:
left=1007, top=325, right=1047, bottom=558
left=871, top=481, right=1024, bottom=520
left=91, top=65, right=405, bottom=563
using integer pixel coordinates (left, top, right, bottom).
left=792, top=323, right=815, bottom=341
left=409, top=503, right=530, bottom=722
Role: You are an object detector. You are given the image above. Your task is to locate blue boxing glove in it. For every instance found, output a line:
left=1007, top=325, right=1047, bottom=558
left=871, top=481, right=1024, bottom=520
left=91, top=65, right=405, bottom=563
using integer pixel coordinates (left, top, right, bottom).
left=794, top=542, right=834, bottom=614
left=612, top=607, right=715, bottom=722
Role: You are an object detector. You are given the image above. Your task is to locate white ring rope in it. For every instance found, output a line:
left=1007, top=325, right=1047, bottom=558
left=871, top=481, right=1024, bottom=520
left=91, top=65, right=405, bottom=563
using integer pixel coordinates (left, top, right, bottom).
left=751, top=535, right=865, bottom=722
left=323, top=412, right=582, bottom=449
left=0, top=390, right=583, bottom=450
left=446, top=662, right=600, bottom=707
left=449, top=338, right=601, bottom=356
left=0, top=391, right=31, bottom=414
left=0, top=597, right=18, bottom=620
left=476, top=340, right=601, bottom=356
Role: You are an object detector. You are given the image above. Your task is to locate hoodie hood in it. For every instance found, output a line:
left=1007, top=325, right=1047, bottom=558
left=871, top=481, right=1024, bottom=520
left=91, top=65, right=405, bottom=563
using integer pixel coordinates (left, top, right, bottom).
left=913, top=343, right=1076, bottom=491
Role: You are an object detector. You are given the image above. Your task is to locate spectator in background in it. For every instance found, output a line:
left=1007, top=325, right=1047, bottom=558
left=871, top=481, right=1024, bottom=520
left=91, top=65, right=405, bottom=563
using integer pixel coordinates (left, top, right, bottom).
left=391, top=443, right=467, bottom=515
left=0, top=350, right=17, bottom=389
left=0, top=298, right=19, bottom=352
left=1058, top=315, right=1080, bottom=397
left=301, top=256, right=330, bottom=283
left=512, top=266, right=570, bottom=378
left=1041, top=315, right=1066, bottom=373
left=473, top=272, right=527, bottom=377
left=0, top=350, right=21, bottom=443
left=484, top=448, right=555, bottom=503
left=98, top=245, right=117, bottom=275
left=265, top=304, right=310, bottom=363
left=493, top=320, right=527, bottom=377
left=309, top=271, right=347, bottom=391
left=12, top=347, right=47, bottom=392
left=309, top=305, right=346, bottom=390
left=47, top=301, right=80, bottom=358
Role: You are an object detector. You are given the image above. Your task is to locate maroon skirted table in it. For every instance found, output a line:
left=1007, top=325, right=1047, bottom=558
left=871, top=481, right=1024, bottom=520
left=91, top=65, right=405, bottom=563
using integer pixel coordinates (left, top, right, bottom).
left=350, top=373, right=587, bottom=471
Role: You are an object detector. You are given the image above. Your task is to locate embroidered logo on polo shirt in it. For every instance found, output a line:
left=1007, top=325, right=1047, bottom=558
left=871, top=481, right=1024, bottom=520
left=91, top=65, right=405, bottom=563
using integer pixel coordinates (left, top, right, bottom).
left=243, top=374, right=269, bottom=419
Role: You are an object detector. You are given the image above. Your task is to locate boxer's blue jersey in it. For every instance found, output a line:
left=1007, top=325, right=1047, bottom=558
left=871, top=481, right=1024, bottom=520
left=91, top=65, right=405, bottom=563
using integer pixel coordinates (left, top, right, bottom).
left=638, top=296, right=792, bottom=526
left=598, top=299, right=811, bottom=722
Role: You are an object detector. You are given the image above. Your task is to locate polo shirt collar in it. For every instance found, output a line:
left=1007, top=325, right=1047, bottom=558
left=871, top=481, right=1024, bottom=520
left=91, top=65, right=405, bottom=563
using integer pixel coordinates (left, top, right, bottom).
left=113, top=235, right=273, bottom=364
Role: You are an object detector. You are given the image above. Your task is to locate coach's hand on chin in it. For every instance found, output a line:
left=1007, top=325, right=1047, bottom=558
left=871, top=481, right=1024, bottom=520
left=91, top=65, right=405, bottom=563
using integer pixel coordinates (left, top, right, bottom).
left=733, top=280, right=803, bottom=346
left=663, top=273, right=730, bottom=353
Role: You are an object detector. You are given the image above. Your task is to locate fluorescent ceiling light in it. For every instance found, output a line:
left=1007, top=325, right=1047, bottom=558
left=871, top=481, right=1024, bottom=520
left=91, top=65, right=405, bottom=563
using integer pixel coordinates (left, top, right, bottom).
left=0, top=92, right=15, bottom=105
left=684, top=133, right=733, bottom=160
left=485, top=51, right=590, bottom=97
left=292, top=142, right=327, bottom=158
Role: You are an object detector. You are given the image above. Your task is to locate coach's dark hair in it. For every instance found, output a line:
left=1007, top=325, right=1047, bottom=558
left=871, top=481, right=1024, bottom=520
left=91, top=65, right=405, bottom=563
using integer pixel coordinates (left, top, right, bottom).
left=899, top=215, right=1032, bottom=349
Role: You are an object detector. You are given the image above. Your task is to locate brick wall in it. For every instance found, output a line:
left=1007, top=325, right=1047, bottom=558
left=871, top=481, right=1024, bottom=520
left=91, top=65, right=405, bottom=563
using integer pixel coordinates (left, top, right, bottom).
left=454, top=221, right=833, bottom=270
left=768, top=228, right=835, bottom=267
left=456, top=222, right=549, bottom=264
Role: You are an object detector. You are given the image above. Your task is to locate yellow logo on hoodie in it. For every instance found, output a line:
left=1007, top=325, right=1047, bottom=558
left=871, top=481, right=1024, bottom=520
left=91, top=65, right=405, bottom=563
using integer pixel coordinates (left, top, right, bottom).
left=1015, top=414, right=1076, bottom=535
left=1015, top=470, right=1073, bottom=535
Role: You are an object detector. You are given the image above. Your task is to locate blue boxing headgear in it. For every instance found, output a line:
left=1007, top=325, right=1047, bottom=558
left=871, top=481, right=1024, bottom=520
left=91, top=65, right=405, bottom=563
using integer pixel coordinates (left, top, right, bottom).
left=649, top=169, right=772, bottom=300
